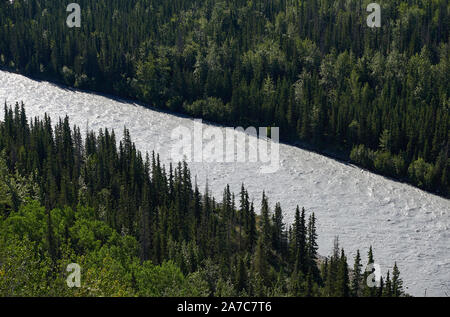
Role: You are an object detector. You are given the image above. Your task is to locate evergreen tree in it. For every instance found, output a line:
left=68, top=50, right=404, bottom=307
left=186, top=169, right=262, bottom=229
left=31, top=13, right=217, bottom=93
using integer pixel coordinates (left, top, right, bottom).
left=336, top=249, right=350, bottom=297
left=383, top=270, right=393, bottom=297
left=306, top=212, right=319, bottom=281
left=363, top=246, right=377, bottom=297
left=292, top=206, right=307, bottom=274
left=236, top=256, right=248, bottom=293
left=272, top=202, right=285, bottom=255
left=392, top=262, right=404, bottom=297
left=351, top=250, right=363, bottom=297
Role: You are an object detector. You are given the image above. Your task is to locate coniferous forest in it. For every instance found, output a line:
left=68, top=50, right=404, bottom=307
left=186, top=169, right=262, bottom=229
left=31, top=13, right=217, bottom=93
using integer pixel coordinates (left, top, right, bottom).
left=0, top=0, right=448, bottom=196
left=0, top=103, right=406, bottom=296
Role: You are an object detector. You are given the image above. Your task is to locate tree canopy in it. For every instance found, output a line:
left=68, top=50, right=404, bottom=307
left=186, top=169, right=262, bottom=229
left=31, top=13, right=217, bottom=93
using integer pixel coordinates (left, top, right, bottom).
left=0, top=104, right=406, bottom=296
left=0, top=0, right=448, bottom=195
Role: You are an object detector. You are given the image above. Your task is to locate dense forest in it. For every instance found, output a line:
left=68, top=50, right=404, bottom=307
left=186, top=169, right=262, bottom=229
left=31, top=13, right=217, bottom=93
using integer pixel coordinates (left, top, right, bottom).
left=0, top=103, right=406, bottom=296
left=0, top=0, right=448, bottom=196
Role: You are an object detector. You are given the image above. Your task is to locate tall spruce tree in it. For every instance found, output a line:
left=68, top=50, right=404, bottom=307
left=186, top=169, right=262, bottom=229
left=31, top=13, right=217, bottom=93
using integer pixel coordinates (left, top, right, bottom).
left=351, top=249, right=363, bottom=297
left=336, top=249, right=350, bottom=297
left=392, top=262, right=404, bottom=297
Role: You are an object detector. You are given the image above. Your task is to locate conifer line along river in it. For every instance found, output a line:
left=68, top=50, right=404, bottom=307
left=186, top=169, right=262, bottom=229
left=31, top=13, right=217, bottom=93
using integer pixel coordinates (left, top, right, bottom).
left=1, top=70, right=449, bottom=296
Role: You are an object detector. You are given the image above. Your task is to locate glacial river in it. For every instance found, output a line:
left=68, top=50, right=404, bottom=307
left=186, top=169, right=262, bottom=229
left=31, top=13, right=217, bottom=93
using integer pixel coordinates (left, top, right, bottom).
left=1, top=70, right=449, bottom=296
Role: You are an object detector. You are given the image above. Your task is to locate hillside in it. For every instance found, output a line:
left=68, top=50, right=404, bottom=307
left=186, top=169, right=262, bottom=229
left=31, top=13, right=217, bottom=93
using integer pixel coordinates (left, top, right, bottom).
left=0, top=102, right=407, bottom=297
left=0, top=0, right=448, bottom=195
left=1, top=71, right=449, bottom=295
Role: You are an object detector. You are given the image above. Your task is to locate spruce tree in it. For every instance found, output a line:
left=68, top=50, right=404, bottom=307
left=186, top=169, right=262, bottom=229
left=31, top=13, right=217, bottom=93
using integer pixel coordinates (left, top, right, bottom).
left=336, top=249, right=350, bottom=297
left=248, top=201, right=257, bottom=251
left=272, top=202, right=285, bottom=255
left=377, top=276, right=384, bottom=297
left=351, top=249, right=362, bottom=297
left=236, top=256, right=247, bottom=293
left=363, top=246, right=377, bottom=297
left=383, top=270, right=393, bottom=297
left=306, top=212, right=319, bottom=281
left=392, top=262, right=404, bottom=297
left=292, top=206, right=307, bottom=274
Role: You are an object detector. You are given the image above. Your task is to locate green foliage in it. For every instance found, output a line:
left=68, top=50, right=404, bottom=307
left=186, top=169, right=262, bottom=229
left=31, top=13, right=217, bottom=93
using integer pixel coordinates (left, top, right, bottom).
left=351, top=250, right=362, bottom=297
left=0, top=236, right=55, bottom=296
left=0, top=108, right=406, bottom=297
left=184, top=97, right=229, bottom=122
left=408, top=158, right=435, bottom=188
left=134, top=260, right=184, bottom=296
left=0, top=0, right=447, bottom=195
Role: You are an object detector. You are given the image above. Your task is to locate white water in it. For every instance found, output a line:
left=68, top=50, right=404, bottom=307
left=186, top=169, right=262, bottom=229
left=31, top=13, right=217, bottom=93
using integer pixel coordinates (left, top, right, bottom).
left=1, top=70, right=449, bottom=296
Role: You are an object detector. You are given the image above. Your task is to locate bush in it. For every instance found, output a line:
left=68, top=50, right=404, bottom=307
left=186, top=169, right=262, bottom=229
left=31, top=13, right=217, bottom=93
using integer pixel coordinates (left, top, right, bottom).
left=350, top=144, right=375, bottom=168
left=184, top=97, right=229, bottom=122
left=408, top=158, right=434, bottom=189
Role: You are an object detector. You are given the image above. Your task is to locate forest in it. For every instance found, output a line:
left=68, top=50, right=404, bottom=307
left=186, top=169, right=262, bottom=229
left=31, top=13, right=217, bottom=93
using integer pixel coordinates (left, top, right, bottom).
left=0, top=0, right=448, bottom=196
left=0, top=103, right=406, bottom=296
